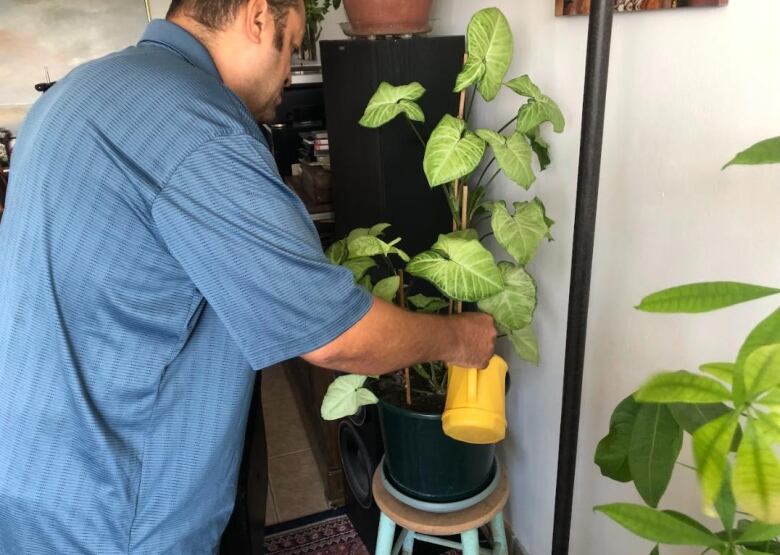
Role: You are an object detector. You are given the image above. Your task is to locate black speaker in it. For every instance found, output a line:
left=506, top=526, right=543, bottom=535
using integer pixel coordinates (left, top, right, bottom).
left=320, top=36, right=465, bottom=256
left=339, top=406, right=384, bottom=552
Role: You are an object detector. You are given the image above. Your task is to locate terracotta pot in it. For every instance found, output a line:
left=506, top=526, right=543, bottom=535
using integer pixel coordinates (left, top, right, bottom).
left=342, top=0, right=433, bottom=35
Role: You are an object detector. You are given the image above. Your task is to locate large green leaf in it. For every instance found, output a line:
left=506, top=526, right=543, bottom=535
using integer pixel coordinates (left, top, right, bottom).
left=669, top=403, right=734, bottom=435
left=359, top=82, right=426, bottom=128
left=372, top=276, right=400, bottom=302
left=406, top=234, right=503, bottom=302
left=735, top=309, right=780, bottom=406
left=476, top=130, right=535, bottom=189
left=320, top=375, right=379, bottom=420
left=737, top=521, right=780, bottom=544
left=342, top=257, right=376, bottom=282
left=723, top=137, right=780, bottom=169
left=636, top=282, right=780, bottom=313
left=694, top=412, right=741, bottom=515
left=594, top=503, right=724, bottom=547
left=326, top=239, right=348, bottom=264
left=635, top=370, right=732, bottom=404
left=701, top=362, right=735, bottom=386
left=423, top=115, right=486, bottom=187
left=455, top=8, right=513, bottom=101
left=744, top=345, right=780, bottom=402
left=477, top=262, right=536, bottom=331
left=347, top=235, right=409, bottom=262
left=407, top=294, right=449, bottom=313
left=504, top=75, right=542, bottom=99
left=595, top=394, right=642, bottom=483
left=484, top=199, right=551, bottom=265
left=505, top=324, right=539, bottom=365
left=516, top=96, right=565, bottom=134
left=628, top=404, right=683, bottom=507
left=734, top=420, right=780, bottom=523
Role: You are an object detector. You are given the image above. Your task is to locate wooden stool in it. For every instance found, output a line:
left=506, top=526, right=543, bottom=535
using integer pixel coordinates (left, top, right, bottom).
left=372, top=463, right=510, bottom=555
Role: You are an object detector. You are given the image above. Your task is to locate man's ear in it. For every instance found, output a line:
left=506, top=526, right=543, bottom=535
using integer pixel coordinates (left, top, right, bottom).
left=244, top=0, right=269, bottom=44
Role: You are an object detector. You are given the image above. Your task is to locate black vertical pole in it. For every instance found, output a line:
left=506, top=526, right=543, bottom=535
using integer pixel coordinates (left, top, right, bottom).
left=551, top=0, right=614, bottom=553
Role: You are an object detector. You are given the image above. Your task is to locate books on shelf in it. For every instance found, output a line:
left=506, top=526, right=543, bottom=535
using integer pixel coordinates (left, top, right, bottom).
left=298, top=130, right=330, bottom=167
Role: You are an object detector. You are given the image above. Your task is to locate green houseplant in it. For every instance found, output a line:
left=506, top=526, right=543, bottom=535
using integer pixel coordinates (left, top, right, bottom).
left=594, top=137, right=780, bottom=554
left=319, top=7, right=565, bottom=502
left=299, top=0, right=341, bottom=61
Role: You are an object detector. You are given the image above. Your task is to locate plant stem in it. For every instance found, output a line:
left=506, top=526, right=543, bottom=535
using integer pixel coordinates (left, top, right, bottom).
left=676, top=461, right=696, bottom=471
left=406, top=117, right=426, bottom=148
left=497, top=115, right=518, bottom=134
left=497, top=334, right=507, bottom=339
left=474, top=157, right=497, bottom=189
left=480, top=231, right=494, bottom=241
left=483, top=168, right=502, bottom=189
left=465, top=86, right=477, bottom=122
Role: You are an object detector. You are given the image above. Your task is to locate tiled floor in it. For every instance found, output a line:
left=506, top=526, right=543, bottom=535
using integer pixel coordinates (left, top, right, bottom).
left=262, top=365, right=330, bottom=526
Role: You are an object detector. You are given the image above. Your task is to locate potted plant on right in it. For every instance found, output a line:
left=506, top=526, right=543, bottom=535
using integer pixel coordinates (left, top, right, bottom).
left=594, top=136, right=780, bottom=553
left=320, top=7, right=565, bottom=504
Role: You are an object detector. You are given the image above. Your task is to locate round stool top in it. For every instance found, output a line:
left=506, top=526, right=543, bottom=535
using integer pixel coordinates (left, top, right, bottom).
left=372, top=463, right=509, bottom=536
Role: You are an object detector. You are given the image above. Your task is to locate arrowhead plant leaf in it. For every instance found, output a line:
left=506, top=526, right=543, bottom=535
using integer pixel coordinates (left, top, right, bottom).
left=423, top=115, right=486, bottom=187
left=359, top=81, right=426, bottom=128
left=455, top=7, right=513, bottom=101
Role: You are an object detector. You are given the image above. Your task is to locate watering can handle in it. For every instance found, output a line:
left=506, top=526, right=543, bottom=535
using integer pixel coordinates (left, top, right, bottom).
left=467, top=368, right=478, bottom=403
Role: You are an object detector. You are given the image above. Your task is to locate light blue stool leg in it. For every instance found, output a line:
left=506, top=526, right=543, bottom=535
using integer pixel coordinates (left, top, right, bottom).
left=375, top=512, right=396, bottom=555
left=400, top=529, right=415, bottom=554
left=461, top=528, right=480, bottom=555
left=490, top=512, right=508, bottom=555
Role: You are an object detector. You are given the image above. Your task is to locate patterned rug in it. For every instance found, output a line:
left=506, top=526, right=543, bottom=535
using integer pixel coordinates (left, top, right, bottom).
left=264, top=512, right=460, bottom=555
left=265, top=513, right=370, bottom=555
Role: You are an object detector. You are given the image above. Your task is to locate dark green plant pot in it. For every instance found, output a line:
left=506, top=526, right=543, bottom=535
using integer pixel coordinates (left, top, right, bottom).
left=378, top=399, right=496, bottom=503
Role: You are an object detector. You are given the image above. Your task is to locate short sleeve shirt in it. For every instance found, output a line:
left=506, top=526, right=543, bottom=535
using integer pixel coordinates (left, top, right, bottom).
left=0, top=20, right=371, bottom=554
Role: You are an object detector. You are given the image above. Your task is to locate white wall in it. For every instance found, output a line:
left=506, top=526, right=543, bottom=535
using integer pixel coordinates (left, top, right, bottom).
left=432, top=1, right=780, bottom=554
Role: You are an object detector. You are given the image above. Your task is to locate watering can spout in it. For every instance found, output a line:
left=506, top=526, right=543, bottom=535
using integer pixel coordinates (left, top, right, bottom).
left=442, top=355, right=508, bottom=445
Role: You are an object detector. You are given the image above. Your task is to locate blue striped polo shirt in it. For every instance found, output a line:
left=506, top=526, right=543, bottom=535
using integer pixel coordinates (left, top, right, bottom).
left=0, top=20, right=371, bottom=554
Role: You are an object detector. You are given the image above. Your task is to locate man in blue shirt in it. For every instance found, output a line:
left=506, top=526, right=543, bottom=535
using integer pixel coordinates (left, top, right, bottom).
left=0, top=0, right=496, bottom=553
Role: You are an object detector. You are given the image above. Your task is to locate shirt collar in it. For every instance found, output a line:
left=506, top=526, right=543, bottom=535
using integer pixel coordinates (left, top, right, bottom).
left=138, top=19, right=221, bottom=81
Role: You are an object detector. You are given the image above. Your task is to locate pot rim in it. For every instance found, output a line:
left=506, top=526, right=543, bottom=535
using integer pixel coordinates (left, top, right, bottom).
left=378, top=397, right=442, bottom=420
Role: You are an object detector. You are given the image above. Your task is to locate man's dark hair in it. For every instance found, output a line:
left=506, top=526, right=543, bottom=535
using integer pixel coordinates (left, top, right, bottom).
left=167, top=0, right=301, bottom=50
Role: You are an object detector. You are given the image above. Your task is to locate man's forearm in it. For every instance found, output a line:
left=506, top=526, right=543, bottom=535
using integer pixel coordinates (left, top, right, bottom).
left=303, top=297, right=495, bottom=374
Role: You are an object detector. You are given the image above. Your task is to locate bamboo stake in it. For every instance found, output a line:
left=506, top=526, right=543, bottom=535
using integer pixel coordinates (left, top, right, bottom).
left=397, top=270, right=412, bottom=406
left=456, top=187, right=469, bottom=315
left=144, top=0, right=152, bottom=22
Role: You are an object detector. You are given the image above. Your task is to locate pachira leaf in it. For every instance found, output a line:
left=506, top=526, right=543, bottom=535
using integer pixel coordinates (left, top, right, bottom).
left=320, top=374, right=378, bottom=420
left=455, top=7, right=513, bottom=101
left=517, top=96, right=566, bottom=135
left=326, top=239, right=348, bottom=264
left=594, top=394, right=641, bottom=483
left=723, top=137, right=780, bottom=169
left=477, top=262, right=536, bottom=331
left=737, top=520, right=780, bottom=543
left=594, top=503, right=724, bottom=547
left=406, top=234, right=503, bottom=302
left=359, top=81, right=426, bottom=128
left=423, top=115, right=486, bottom=187
left=505, top=324, right=539, bottom=365
left=476, top=130, right=535, bottom=189
left=372, top=276, right=400, bottom=302
left=636, top=282, right=780, bottom=314
left=701, top=362, right=735, bottom=386
left=650, top=546, right=659, bottom=555
left=669, top=403, right=734, bottom=435
left=735, top=309, right=780, bottom=406
left=715, top=465, right=737, bottom=536
left=635, top=370, right=732, bottom=404
left=504, top=75, right=542, bottom=99
left=694, top=412, right=741, bottom=516
left=483, top=199, right=551, bottom=265
left=342, top=256, right=376, bottom=282
left=628, top=404, right=682, bottom=507
left=408, top=294, right=449, bottom=313
left=733, top=419, right=780, bottom=523
left=743, top=345, right=780, bottom=402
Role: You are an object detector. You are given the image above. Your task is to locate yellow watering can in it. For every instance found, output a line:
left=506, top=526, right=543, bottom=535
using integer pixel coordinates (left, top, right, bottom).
left=442, top=355, right=508, bottom=444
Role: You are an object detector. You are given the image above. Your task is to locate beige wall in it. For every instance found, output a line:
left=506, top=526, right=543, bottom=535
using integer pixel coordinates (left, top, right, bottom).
left=431, top=1, right=780, bottom=554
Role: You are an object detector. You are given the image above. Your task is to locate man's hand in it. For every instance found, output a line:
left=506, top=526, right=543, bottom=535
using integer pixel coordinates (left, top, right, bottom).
left=303, top=297, right=497, bottom=374
left=448, top=312, right=497, bottom=369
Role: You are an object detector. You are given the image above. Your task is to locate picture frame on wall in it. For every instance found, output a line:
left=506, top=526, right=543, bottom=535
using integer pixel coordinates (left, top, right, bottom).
left=556, top=0, right=728, bottom=16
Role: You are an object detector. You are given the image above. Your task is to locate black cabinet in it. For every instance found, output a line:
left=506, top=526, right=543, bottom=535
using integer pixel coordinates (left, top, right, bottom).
left=320, top=36, right=465, bottom=256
